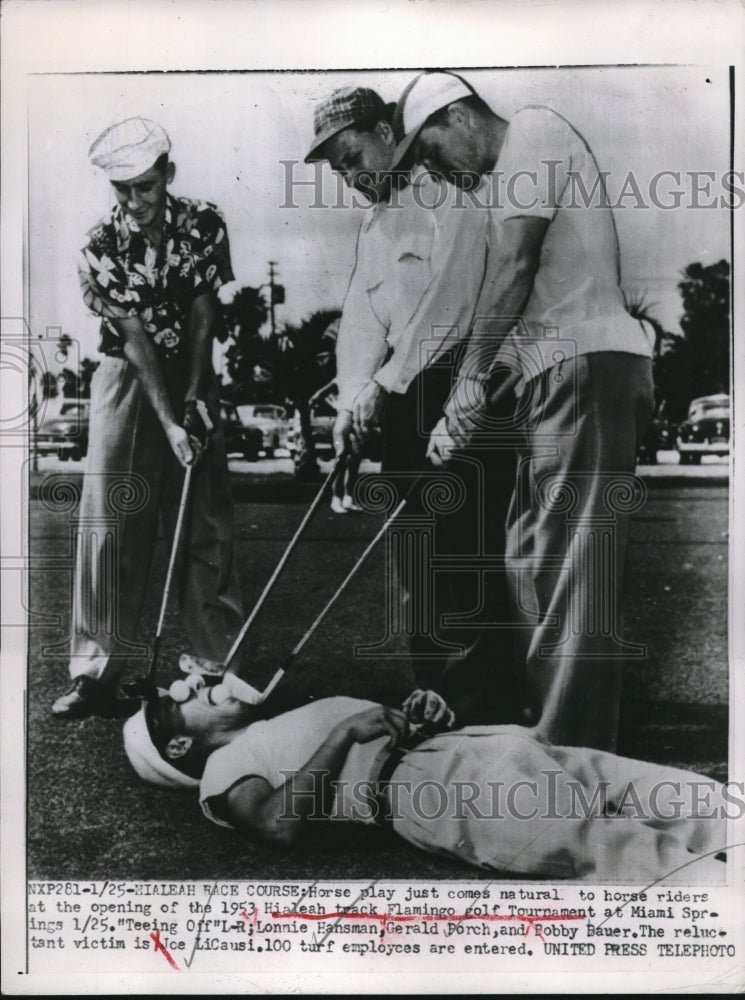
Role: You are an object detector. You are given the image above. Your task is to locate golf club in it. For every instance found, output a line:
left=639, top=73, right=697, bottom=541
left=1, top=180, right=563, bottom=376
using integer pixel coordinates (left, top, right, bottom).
left=122, top=462, right=194, bottom=699
left=217, top=456, right=343, bottom=677
left=210, top=467, right=429, bottom=706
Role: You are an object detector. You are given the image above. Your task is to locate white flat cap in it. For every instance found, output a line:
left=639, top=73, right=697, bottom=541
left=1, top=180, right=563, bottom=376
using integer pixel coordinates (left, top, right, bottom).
left=89, top=117, right=171, bottom=181
left=392, top=71, right=476, bottom=169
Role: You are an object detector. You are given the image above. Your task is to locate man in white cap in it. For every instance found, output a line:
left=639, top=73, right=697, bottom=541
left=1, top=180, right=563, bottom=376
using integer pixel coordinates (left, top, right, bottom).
left=123, top=676, right=730, bottom=884
left=305, top=86, right=518, bottom=725
left=52, top=117, right=244, bottom=719
left=391, top=72, right=655, bottom=752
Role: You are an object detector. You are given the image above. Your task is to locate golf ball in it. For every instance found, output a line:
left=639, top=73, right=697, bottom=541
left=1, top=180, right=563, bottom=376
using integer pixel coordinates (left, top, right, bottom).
left=169, top=679, right=191, bottom=703
left=210, top=684, right=231, bottom=705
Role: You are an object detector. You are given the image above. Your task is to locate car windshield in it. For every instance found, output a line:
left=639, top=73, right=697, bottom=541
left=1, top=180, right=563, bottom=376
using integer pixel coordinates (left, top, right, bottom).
left=253, top=407, right=279, bottom=418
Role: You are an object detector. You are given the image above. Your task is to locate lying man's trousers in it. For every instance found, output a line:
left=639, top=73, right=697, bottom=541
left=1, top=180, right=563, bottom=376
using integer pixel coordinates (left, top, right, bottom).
left=390, top=725, right=728, bottom=884
left=69, top=355, right=244, bottom=683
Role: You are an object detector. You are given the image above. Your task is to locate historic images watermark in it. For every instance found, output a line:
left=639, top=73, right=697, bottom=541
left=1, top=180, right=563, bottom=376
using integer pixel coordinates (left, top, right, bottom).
left=277, top=769, right=745, bottom=825
left=280, top=161, right=745, bottom=211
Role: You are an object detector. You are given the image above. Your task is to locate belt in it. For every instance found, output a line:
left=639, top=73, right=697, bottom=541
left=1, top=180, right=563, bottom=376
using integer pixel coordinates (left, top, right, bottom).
left=374, top=732, right=428, bottom=825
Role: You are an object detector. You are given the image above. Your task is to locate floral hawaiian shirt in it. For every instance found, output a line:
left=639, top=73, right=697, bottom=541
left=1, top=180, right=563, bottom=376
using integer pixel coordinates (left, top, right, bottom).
left=78, top=195, right=233, bottom=359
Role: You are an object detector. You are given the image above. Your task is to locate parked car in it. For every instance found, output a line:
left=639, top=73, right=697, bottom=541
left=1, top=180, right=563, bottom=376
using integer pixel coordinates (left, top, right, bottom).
left=675, top=393, right=730, bottom=464
left=310, top=399, right=336, bottom=457
left=35, top=399, right=90, bottom=461
left=637, top=415, right=673, bottom=465
left=236, top=403, right=292, bottom=457
left=285, top=400, right=336, bottom=458
left=219, top=401, right=262, bottom=460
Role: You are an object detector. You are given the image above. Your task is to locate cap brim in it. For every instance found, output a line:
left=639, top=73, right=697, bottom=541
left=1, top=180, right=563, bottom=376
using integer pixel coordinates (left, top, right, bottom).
left=305, top=102, right=397, bottom=164
left=390, top=123, right=423, bottom=171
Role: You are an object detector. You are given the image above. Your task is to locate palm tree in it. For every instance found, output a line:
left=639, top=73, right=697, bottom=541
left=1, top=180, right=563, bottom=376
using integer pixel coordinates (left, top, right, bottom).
left=256, top=310, right=340, bottom=480
left=221, top=286, right=269, bottom=399
left=626, top=296, right=689, bottom=422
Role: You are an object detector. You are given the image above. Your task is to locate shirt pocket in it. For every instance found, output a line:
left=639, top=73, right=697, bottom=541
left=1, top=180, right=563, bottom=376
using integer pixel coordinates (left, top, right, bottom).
left=367, top=232, right=434, bottom=330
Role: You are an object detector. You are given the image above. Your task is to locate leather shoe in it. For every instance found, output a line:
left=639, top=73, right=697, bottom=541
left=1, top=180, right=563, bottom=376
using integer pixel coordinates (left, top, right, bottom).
left=51, top=676, right=116, bottom=719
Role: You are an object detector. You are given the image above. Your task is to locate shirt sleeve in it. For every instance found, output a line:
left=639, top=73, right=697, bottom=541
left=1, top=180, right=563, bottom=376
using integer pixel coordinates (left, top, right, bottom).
left=495, top=106, right=572, bottom=222
left=372, top=181, right=488, bottom=395
left=336, top=222, right=389, bottom=412
left=192, top=204, right=235, bottom=295
left=200, top=728, right=271, bottom=829
left=78, top=225, right=141, bottom=323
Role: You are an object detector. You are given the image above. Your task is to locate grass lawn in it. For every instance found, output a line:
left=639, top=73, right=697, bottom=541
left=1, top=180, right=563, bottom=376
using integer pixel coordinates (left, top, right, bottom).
left=26, top=479, right=728, bottom=881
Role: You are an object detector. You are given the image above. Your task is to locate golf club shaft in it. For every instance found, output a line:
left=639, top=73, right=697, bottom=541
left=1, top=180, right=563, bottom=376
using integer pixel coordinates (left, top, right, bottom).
left=149, top=463, right=193, bottom=680
left=222, top=457, right=343, bottom=671
left=257, top=496, right=409, bottom=700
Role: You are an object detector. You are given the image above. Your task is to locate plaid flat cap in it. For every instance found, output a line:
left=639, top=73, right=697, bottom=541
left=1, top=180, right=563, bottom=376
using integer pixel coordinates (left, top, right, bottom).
left=305, top=85, right=394, bottom=163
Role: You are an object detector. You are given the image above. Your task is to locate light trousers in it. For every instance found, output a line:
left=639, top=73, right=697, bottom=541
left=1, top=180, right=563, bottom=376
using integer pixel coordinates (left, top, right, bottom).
left=504, top=352, right=654, bottom=751
left=69, top=355, right=244, bottom=682
left=392, top=726, right=728, bottom=883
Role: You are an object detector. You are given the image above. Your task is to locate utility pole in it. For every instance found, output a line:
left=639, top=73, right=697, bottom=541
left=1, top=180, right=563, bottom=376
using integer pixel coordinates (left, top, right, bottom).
left=266, top=261, right=285, bottom=338
left=268, top=261, right=277, bottom=338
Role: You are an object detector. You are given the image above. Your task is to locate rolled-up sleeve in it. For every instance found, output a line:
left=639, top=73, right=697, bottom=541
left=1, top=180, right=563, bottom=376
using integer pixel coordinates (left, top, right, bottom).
left=373, top=184, right=488, bottom=395
left=336, top=224, right=389, bottom=412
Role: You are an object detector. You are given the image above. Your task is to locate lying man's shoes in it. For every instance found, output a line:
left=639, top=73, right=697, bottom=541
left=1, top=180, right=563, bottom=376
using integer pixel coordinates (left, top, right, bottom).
left=51, top=676, right=116, bottom=719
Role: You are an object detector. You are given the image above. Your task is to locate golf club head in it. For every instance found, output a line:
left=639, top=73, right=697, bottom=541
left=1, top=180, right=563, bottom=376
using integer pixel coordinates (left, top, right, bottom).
left=209, top=671, right=265, bottom=706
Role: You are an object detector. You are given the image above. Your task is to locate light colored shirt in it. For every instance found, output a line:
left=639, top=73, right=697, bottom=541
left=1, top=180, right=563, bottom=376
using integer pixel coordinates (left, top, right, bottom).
left=200, top=697, right=392, bottom=828
left=336, top=174, right=489, bottom=411
left=494, top=106, right=653, bottom=372
left=445, top=106, right=654, bottom=438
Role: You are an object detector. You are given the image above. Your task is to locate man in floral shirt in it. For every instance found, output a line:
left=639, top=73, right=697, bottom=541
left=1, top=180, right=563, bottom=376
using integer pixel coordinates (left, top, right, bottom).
left=52, top=117, right=244, bottom=719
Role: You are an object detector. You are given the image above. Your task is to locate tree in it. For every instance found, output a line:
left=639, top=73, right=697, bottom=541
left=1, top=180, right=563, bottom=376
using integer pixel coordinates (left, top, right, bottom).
left=78, top=358, right=100, bottom=398
left=40, top=371, right=58, bottom=400
left=256, top=310, right=340, bottom=480
left=678, top=259, right=730, bottom=401
left=220, top=286, right=269, bottom=399
left=58, top=368, right=80, bottom=398
left=626, top=297, right=689, bottom=422
left=220, top=284, right=340, bottom=477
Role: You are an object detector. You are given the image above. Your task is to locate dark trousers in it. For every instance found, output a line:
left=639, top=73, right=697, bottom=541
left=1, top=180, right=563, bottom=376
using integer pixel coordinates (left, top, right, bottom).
left=380, top=355, right=518, bottom=725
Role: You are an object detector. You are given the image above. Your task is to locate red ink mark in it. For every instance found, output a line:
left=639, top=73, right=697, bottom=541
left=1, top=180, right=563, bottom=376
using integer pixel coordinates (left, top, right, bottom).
left=240, top=909, right=259, bottom=930
left=271, top=910, right=586, bottom=944
left=150, top=930, right=179, bottom=970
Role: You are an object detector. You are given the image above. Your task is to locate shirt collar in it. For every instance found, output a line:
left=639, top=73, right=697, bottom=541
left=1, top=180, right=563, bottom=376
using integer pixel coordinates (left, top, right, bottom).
left=113, top=194, right=175, bottom=248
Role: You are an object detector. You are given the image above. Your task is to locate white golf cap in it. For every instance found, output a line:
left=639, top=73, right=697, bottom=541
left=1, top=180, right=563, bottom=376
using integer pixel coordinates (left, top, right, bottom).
left=123, top=703, right=200, bottom=791
left=392, top=71, right=476, bottom=169
left=89, top=117, right=171, bottom=181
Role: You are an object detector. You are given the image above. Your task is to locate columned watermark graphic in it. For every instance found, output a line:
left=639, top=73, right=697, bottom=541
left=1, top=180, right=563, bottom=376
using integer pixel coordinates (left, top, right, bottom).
left=40, top=472, right=151, bottom=659
left=534, top=472, right=648, bottom=660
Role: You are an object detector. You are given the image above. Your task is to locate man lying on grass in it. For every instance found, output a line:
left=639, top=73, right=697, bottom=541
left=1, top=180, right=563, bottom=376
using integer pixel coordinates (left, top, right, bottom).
left=123, top=674, right=733, bottom=883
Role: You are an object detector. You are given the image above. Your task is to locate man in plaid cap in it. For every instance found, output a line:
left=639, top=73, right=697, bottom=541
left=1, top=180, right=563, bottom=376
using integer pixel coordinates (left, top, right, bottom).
left=52, top=117, right=244, bottom=719
left=391, top=72, right=656, bottom=752
left=305, top=86, right=519, bottom=726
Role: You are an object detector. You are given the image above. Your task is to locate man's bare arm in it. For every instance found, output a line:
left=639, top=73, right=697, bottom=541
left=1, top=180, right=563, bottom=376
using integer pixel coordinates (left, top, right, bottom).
left=440, top=214, right=549, bottom=451
left=114, top=316, right=194, bottom=468
left=185, top=291, right=220, bottom=402
left=223, top=706, right=409, bottom=847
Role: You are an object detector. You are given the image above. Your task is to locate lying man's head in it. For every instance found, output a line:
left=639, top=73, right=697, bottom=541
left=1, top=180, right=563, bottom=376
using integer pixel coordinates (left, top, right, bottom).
left=124, top=674, right=260, bottom=789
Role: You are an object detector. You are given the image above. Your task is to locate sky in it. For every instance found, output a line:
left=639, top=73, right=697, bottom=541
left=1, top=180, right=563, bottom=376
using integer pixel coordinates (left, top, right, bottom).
left=27, top=65, right=732, bottom=370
